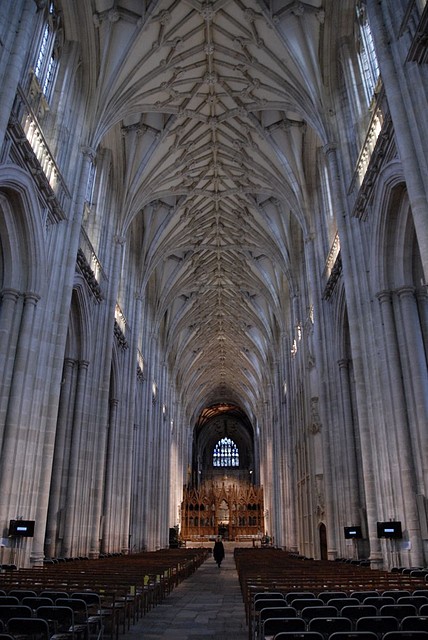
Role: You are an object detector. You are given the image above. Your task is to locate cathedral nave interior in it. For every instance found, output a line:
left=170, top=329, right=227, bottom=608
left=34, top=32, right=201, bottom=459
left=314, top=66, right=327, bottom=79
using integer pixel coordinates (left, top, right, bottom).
left=0, top=0, right=427, bottom=571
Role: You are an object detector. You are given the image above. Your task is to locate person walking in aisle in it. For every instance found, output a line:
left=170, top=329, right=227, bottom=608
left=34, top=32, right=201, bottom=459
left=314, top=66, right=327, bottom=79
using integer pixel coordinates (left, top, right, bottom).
left=213, top=536, right=225, bottom=568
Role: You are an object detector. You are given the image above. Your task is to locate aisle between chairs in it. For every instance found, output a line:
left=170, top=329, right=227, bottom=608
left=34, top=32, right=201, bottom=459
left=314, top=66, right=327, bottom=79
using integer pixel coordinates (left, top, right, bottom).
left=121, top=541, right=247, bottom=640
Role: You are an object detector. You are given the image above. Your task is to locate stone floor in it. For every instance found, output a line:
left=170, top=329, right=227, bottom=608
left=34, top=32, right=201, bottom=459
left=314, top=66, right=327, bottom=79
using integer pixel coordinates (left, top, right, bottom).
left=121, top=542, right=248, bottom=640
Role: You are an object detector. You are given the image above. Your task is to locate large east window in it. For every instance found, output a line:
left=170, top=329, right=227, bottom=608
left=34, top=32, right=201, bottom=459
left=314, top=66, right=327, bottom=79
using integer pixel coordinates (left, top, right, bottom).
left=213, top=437, right=239, bottom=468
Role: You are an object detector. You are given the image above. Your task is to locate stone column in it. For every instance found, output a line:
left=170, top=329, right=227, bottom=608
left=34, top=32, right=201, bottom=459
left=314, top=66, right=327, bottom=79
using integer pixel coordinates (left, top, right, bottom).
left=283, top=336, right=298, bottom=552
left=262, top=394, right=274, bottom=540
left=101, top=398, right=119, bottom=553
left=120, top=394, right=136, bottom=555
left=395, top=286, right=428, bottom=493
left=416, top=288, right=428, bottom=360
left=377, top=289, right=424, bottom=566
left=0, top=288, right=21, bottom=361
left=129, top=295, right=144, bottom=551
left=0, top=1, right=37, bottom=150
left=0, top=289, right=21, bottom=447
left=376, top=289, right=405, bottom=507
left=61, top=359, right=89, bottom=557
left=271, top=361, right=284, bottom=547
left=129, top=419, right=142, bottom=552
left=324, top=143, right=383, bottom=566
left=165, top=369, right=173, bottom=547
left=149, top=348, right=162, bottom=550
left=337, top=359, right=360, bottom=524
left=88, top=234, right=125, bottom=558
left=141, top=331, right=157, bottom=550
left=44, top=357, right=77, bottom=558
left=305, top=234, right=340, bottom=558
left=25, top=143, right=96, bottom=564
left=0, top=292, right=40, bottom=518
left=277, top=338, right=289, bottom=549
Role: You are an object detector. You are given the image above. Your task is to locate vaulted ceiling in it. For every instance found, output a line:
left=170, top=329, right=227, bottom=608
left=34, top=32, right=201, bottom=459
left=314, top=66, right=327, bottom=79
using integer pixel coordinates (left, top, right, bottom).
left=71, top=0, right=342, bottom=421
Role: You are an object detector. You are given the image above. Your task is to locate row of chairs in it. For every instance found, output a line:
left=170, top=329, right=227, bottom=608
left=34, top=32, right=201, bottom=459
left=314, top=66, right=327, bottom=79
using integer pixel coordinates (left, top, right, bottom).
left=259, top=610, right=428, bottom=639
left=0, top=597, right=103, bottom=640
left=271, top=632, right=428, bottom=640
left=0, top=578, right=159, bottom=634
left=252, top=591, right=428, bottom=640
left=0, top=549, right=209, bottom=639
left=234, top=549, right=428, bottom=627
left=0, top=590, right=135, bottom=640
left=391, top=569, right=428, bottom=579
left=263, top=618, right=428, bottom=640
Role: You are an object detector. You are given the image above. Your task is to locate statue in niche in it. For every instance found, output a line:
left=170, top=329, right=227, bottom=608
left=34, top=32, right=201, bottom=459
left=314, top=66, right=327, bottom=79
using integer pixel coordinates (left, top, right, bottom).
left=309, top=396, right=322, bottom=434
left=306, top=318, right=316, bottom=369
left=316, top=474, right=325, bottom=519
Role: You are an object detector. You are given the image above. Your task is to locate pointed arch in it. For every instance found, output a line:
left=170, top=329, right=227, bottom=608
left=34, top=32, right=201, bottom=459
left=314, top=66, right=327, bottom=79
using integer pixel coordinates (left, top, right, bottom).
left=66, top=275, right=93, bottom=361
left=369, top=161, right=422, bottom=292
left=0, top=165, right=46, bottom=294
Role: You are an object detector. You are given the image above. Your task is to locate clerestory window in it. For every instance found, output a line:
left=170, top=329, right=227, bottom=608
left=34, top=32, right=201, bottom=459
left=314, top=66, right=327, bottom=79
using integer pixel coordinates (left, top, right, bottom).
left=213, top=437, right=239, bottom=468
left=356, top=1, right=380, bottom=105
left=34, top=2, right=60, bottom=103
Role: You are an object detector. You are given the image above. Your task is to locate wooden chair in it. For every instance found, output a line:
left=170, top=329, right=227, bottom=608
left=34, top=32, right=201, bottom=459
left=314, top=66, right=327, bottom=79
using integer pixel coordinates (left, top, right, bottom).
left=40, top=591, right=70, bottom=601
left=381, top=591, right=412, bottom=602
left=397, top=596, right=428, bottom=612
left=412, top=591, right=428, bottom=599
left=301, top=606, right=338, bottom=623
left=308, top=617, right=353, bottom=638
left=328, top=599, right=360, bottom=610
left=400, top=618, right=428, bottom=632
left=21, top=596, right=54, bottom=613
left=361, top=596, right=395, bottom=609
left=379, top=604, right=418, bottom=622
left=71, top=593, right=103, bottom=640
left=56, top=599, right=90, bottom=640
left=272, top=633, right=324, bottom=640
left=7, top=617, right=50, bottom=640
left=285, top=593, right=317, bottom=605
left=290, top=599, right=323, bottom=616
left=382, top=633, right=428, bottom=640
left=0, top=605, right=33, bottom=626
left=356, top=615, right=399, bottom=636
left=252, top=600, right=293, bottom=640
left=262, top=617, right=305, bottom=640
left=350, top=592, right=380, bottom=603
left=318, top=592, right=348, bottom=603
left=328, top=633, right=378, bottom=640
left=7, top=590, right=38, bottom=601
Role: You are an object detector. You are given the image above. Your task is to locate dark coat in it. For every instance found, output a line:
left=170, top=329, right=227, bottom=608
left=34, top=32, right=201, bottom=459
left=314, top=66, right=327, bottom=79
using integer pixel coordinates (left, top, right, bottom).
left=213, top=540, right=225, bottom=563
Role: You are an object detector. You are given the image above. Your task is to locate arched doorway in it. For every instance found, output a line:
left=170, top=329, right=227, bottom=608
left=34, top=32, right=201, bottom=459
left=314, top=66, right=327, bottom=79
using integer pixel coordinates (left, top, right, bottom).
left=319, top=523, right=328, bottom=560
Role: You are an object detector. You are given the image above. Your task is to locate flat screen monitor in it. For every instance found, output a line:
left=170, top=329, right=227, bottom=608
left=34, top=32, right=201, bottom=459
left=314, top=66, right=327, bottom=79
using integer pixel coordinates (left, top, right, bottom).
left=344, top=525, right=363, bottom=539
left=8, top=520, right=35, bottom=537
left=377, top=521, right=402, bottom=539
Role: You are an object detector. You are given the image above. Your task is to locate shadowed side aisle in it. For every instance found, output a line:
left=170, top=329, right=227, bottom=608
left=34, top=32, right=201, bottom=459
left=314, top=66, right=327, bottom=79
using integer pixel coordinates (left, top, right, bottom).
left=122, top=542, right=247, bottom=640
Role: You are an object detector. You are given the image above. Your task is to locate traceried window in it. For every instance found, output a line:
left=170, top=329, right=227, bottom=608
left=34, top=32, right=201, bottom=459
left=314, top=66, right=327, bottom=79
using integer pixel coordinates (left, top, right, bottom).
left=213, top=437, right=239, bottom=468
left=34, top=2, right=60, bottom=102
left=356, top=1, right=380, bottom=105
left=85, top=160, right=96, bottom=205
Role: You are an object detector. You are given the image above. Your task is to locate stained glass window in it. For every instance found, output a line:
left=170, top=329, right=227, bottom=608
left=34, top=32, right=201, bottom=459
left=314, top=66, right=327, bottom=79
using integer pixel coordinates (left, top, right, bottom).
left=213, top=437, right=239, bottom=467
